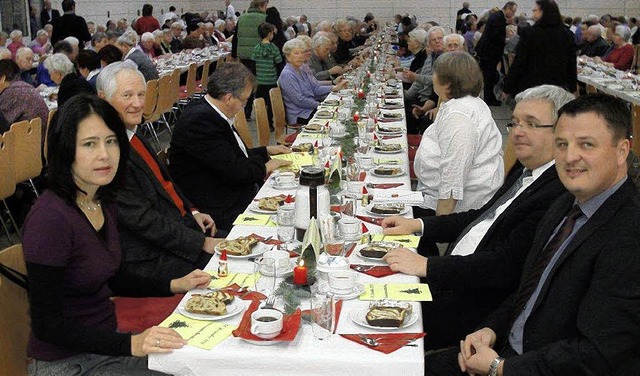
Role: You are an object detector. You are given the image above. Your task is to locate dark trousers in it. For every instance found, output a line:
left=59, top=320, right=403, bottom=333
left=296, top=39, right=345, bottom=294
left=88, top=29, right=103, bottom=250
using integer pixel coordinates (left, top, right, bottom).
left=479, top=58, right=500, bottom=103
left=240, top=58, right=256, bottom=118
left=255, top=83, right=277, bottom=130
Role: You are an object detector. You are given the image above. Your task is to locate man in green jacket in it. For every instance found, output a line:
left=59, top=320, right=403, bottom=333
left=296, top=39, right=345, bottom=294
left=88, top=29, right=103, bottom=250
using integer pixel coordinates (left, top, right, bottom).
left=231, top=0, right=268, bottom=119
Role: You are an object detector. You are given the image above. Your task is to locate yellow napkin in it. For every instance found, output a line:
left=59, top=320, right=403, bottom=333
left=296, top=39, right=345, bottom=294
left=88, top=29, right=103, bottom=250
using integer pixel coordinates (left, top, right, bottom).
left=159, top=313, right=236, bottom=350
left=371, top=234, right=420, bottom=248
left=359, top=283, right=433, bottom=301
left=207, top=272, right=260, bottom=289
left=271, top=152, right=315, bottom=171
left=233, top=214, right=272, bottom=226
left=374, top=158, right=402, bottom=165
left=297, top=133, right=326, bottom=139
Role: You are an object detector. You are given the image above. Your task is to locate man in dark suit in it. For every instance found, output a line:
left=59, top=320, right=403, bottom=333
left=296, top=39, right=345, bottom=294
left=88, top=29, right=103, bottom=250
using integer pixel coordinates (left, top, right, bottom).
left=169, top=62, right=292, bottom=231
left=40, top=0, right=60, bottom=27
left=381, top=85, right=574, bottom=350
left=580, top=25, right=611, bottom=57
left=115, top=31, right=159, bottom=82
left=50, top=0, right=90, bottom=46
left=477, top=1, right=517, bottom=106
left=429, top=93, right=640, bottom=375
left=97, top=61, right=221, bottom=279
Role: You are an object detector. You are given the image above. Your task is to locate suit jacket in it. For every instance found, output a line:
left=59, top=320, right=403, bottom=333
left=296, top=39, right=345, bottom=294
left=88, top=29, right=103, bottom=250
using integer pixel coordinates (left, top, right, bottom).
left=504, top=24, right=577, bottom=96
left=117, top=136, right=209, bottom=279
left=40, top=8, right=60, bottom=27
left=419, top=162, right=566, bottom=345
left=477, top=10, right=506, bottom=62
left=483, top=178, right=640, bottom=375
left=169, top=98, right=270, bottom=231
left=51, top=13, right=91, bottom=45
left=126, top=49, right=159, bottom=82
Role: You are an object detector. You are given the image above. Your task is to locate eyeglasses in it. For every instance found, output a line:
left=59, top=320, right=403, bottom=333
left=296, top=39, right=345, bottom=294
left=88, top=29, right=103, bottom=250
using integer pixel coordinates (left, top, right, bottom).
left=506, top=122, right=554, bottom=132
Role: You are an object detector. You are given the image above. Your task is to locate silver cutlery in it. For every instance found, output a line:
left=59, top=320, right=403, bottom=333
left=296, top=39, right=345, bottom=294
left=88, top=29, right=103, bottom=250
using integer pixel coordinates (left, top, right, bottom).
left=351, top=265, right=375, bottom=272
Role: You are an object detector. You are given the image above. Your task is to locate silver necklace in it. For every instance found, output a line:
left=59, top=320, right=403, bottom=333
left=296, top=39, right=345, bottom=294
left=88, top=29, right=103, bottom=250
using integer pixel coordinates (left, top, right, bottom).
left=77, top=199, right=101, bottom=211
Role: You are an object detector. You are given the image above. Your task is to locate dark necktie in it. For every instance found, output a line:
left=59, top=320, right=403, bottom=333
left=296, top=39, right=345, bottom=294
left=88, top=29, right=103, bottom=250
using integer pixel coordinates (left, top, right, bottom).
left=511, top=205, right=584, bottom=318
left=447, top=169, right=532, bottom=255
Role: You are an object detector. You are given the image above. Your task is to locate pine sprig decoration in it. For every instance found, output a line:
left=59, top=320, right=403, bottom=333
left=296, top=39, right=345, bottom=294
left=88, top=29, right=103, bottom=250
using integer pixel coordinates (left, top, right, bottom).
left=275, top=281, right=312, bottom=314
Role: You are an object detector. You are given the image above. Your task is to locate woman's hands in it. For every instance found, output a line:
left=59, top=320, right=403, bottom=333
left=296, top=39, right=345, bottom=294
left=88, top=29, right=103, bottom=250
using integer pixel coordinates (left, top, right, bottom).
left=170, top=269, right=211, bottom=294
left=266, top=145, right=291, bottom=156
left=131, top=326, right=188, bottom=357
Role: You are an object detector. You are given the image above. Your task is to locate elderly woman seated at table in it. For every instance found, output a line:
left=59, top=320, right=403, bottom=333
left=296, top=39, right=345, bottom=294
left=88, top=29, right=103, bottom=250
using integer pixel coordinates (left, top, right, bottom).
left=15, top=47, right=35, bottom=85
left=308, top=35, right=343, bottom=81
left=7, top=30, right=25, bottom=59
left=278, top=38, right=348, bottom=125
left=414, top=51, right=503, bottom=217
left=333, top=19, right=363, bottom=66
left=444, top=33, right=466, bottom=52
left=44, top=53, right=95, bottom=107
left=400, top=28, right=428, bottom=90
left=597, top=25, right=634, bottom=71
left=23, top=94, right=210, bottom=375
left=0, top=60, right=48, bottom=141
left=169, top=62, right=292, bottom=231
left=139, top=32, right=157, bottom=59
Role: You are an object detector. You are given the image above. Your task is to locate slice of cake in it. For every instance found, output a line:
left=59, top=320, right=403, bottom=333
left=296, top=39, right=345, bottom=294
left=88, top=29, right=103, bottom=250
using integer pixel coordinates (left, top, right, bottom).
left=370, top=203, right=405, bottom=215
left=365, top=306, right=409, bottom=327
left=185, top=294, right=227, bottom=315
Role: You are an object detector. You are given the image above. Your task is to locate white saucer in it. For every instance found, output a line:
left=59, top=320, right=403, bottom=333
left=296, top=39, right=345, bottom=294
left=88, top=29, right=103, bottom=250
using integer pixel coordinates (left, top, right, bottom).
left=317, top=282, right=365, bottom=300
left=241, top=338, right=286, bottom=346
left=350, top=304, right=419, bottom=330
left=177, top=291, right=245, bottom=321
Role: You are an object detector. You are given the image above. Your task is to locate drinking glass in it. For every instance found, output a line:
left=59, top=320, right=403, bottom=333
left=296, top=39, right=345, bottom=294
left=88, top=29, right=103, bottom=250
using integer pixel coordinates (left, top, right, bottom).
left=254, top=257, right=277, bottom=295
left=276, top=204, right=295, bottom=251
left=345, top=157, right=360, bottom=182
left=358, top=155, right=375, bottom=172
left=341, top=193, right=358, bottom=217
left=321, top=215, right=345, bottom=256
left=311, top=293, right=334, bottom=341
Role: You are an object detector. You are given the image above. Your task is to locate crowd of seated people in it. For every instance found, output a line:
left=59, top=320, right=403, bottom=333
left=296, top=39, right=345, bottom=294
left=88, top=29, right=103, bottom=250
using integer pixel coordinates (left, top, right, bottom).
left=2, top=3, right=640, bottom=376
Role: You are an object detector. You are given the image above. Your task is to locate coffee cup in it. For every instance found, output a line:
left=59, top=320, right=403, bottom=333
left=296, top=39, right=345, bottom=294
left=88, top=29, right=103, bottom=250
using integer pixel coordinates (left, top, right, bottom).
left=274, top=171, right=296, bottom=187
left=338, top=218, right=361, bottom=240
left=251, top=309, right=284, bottom=339
left=262, top=249, right=290, bottom=271
left=328, top=270, right=357, bottom=293
left=387, top=79, right=398, bottom=86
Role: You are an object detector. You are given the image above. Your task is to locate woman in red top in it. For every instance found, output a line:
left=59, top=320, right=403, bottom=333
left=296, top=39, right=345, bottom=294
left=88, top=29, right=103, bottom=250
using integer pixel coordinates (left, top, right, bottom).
left=598, top=25, right=634, bottom=71
left=134, top=4, right=160, bottom=35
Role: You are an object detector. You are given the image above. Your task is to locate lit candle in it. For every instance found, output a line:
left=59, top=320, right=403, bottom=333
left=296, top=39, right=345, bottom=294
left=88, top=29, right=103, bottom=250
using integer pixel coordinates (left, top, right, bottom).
left=357, top=89, right=365, bottom=99
left=353, top=111, right=360, bottom=122
left=293, top=260, right=308, bottom=285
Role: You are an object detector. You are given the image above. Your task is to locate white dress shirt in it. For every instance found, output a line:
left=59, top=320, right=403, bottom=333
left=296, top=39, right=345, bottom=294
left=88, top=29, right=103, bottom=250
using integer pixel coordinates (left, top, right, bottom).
left=450, top=160, right=555, bottom=256
left=414, top=95, right=504, bottom=213
left=204, top=96, right=248, bottom=158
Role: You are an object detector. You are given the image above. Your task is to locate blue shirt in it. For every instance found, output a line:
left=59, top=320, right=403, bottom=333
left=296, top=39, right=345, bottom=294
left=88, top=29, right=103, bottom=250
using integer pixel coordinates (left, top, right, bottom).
left=278, top=63, right=331, bottom=124
left=509, top=176, right=628, bottom=353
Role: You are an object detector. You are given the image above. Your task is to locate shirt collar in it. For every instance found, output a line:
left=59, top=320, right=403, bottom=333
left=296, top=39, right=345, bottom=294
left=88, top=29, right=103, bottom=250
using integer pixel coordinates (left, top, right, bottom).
left=204, top=95, right=234, bottom=126
left=124, top=47, right=136, bottom=59
left=126, top=126, right=138, bottom=141
left=576, top=176, right=628, bottom=219
left=529, top=160, right=555, bottom=181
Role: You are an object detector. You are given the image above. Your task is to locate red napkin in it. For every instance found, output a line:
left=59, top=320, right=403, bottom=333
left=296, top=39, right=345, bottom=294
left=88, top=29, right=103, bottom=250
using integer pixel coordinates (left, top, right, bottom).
left=301, top=300, right=343, bottom=333
left=356, top=215, right=383, bottom=226
left=247, top=233, right=283, bottom=246
left=232, top=300, right=302, bottom=341
left=220, top=283, right=267, bottom=301
left=285, top=132, right=299, bottom=144
left=340, top=333, right=425, bottom=354
left=344, top=243, right=358, bottom=258
left=350, top=265, right=398, bottom=278
left=358, top=171, right=367, bottom=182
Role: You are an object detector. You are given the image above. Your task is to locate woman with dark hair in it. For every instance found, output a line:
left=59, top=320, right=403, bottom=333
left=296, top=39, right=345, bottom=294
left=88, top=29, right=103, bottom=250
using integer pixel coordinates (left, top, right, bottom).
left=503, top=0, right=577, bottom=96
left=77, top=49, right=102, bottom=88
left=98, top=44, right=124, bottom=67
left=134, top=3, right=160, bottom=35
left=23, top=94, right=210, bottom=375
left=45, top=53, right=96, bottom=107
left=265, top=6, right=287, bottom=72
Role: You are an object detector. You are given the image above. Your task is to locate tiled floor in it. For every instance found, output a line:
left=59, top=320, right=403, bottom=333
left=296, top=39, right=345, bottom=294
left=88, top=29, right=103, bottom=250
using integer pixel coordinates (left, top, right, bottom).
left=0, top=103, right=513, bottom=247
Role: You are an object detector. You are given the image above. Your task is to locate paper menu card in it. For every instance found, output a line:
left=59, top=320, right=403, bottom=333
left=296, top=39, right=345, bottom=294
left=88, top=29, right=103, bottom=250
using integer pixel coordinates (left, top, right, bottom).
left=159, top=314, right=236, bottom=350
left=371, top=234, right=420, bottom=248
left=271, top=152, right=315, bottom=171
left=207, top=272, right=260, bottom=289
left=359, top=283, right=433, bottom=301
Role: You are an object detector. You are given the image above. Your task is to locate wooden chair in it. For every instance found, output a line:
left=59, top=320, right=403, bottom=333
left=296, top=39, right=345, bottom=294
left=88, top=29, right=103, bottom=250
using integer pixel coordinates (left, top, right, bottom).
left=269, top=87, right=301, bottom=136
left=196, top=59, right=211, bottom=95
left=234, top=111, right=254, bottom=148
left=253, top=97, right=271, bottom=147
left=0, top=244, right=29, bottom=376
left=631, top=44, right=640, bottom=74
left=141, top=79, right=161, bottom=148
left=503, top=136, right=517, bottom=175
left=632, top=103, right=640, bottom=157
left=10, top=119, right=42, bottom=197
left=179, top=63, right=198, bottom=104
left=585, top=84, right=597, bottom=94
left=44, top=109, right=57, bottom=162
left=0, top=130, right=19, bottom=243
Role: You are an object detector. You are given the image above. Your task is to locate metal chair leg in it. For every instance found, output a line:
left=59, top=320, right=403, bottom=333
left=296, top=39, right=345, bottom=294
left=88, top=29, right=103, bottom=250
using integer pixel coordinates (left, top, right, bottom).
left=28, top=179, right=39, bottom=197
left=2, top=199, right=21, bottom=242
left=0, top=213, right=16, bottom=244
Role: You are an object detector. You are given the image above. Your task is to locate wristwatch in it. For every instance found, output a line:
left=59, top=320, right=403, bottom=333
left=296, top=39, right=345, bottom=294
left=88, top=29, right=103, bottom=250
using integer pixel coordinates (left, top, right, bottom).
left=488, top=356, right=505, bottom=376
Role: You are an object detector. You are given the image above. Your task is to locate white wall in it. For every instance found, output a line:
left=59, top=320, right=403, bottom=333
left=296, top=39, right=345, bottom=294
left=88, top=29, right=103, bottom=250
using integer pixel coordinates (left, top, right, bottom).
left=51, top=0, right=640, bottom=31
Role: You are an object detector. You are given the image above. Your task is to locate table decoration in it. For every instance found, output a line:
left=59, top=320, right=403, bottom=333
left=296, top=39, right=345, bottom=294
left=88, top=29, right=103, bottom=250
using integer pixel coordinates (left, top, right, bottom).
left=350, top=265, right=397, bottom=278
left=159, top=313, right=236, bottom=350
left=359, top=283, right=432, bottom=301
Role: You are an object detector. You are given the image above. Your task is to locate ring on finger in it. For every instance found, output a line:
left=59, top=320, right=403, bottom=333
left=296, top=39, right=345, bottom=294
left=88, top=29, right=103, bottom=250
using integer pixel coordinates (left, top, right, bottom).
left=156, top=339, right=161, bottom=348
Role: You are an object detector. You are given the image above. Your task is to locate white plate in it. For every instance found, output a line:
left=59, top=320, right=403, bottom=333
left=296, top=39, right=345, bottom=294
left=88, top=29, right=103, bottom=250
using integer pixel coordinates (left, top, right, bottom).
left=350, top=304, right=419, bottom=330
left=240, top=338, right=287, bottom=346
left=317, top=282, right=365, bottom=300
left=259, top=262, right=294, bottom=277
left=377, top=127, right=404, bottom=135
left=248, top=201, right=279, bottom=214
left=315, top=111, right=334, bottom=119
left=303, top=125, right=325, bottom=133
left=177, top=291, right=245, bottom=321
left=370, top=167, right=406, bottom=178
left=322, top=100, right=340, bottom=106
left=365, top=203, right=409, bottom=217
left=374, top=145, right=403, bottom=154
left=215, top=241, right=271, bottom=259
left=355, top=249, right=389, bottom=263
left=269, top=178, right=299, bottom=190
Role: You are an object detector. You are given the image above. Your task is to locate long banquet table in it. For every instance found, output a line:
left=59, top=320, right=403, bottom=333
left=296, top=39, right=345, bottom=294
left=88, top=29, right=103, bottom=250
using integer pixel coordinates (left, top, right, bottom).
left=148, top=87, right=426, bottom=375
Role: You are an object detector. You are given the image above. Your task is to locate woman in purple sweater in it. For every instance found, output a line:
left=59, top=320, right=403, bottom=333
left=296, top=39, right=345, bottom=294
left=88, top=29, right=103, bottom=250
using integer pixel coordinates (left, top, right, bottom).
left=23, top=94, right=211, bottom=375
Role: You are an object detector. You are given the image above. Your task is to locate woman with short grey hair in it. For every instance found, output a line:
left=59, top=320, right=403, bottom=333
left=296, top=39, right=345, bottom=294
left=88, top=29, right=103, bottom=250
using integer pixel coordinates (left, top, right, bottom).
left=139, top=32, right=157, bottom=59
left=278, top=38, right=347, bottom=124
left=45, top=53, right=96, bottom=106
left=599, top=25, right=634, bottom=71
left=308, top=35, right=343, bottom=81
left=7, top=30, right=25, bottom=59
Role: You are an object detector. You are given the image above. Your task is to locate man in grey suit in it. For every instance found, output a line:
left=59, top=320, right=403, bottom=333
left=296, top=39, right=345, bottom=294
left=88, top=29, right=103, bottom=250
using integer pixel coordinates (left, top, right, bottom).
left=97, top=61, right=219, bottom=279
left=115, top=31, right=159, bottom=81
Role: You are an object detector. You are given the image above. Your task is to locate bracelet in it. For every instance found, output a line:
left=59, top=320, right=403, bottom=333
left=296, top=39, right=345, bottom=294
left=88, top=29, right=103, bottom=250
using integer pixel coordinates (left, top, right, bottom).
left=488, top=356, right=504, bottom=376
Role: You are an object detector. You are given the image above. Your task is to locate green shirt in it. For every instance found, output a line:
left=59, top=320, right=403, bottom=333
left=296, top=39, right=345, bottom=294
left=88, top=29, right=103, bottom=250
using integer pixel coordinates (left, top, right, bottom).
left=251, top=42, right=283, bottom=85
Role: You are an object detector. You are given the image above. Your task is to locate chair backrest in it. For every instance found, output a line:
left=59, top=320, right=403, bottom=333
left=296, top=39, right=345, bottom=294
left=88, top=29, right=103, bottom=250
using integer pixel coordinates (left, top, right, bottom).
left=0, top=243, right=29, bottom=376
left=184, top=63, right=198, bottom=97
left=170, top=68, right=181, bottom=105
left=632, top=103, right=640, bottom=157
left=11, top=119, right=42, bottom=183
left=585, top=84, right=597, bottom=94
left=44, top=109, right=57, bottom=161
left=503, top=137, right=517, bottom=175
left=234, top=111, right=254, bottom=148
left=269, top=87, right=287, bottom=139
left=254, top=97, right=271, bottom=147
left=631, top=44, right=640, bottom=74
left=143, top=79, right=159, bottom=121
left=200, top=59, right=211, bottom=89
left=0, top=130, right=16, bottom=200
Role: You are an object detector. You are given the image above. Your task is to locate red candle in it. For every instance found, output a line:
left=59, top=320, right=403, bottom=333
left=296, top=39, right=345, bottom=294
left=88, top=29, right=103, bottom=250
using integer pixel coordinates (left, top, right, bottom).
left=353, top=112, right=360, bottom=122
left=357, top=89, right=365, bottom=99
left=293, top=260, right=308, bottom=285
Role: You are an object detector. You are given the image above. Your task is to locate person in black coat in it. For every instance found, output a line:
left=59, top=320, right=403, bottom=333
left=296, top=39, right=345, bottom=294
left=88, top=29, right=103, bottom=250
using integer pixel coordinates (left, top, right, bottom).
left=169, top=62, right=292, bottom=231
left=477, top=2, right=518, bottom=105
left=381, top=85, right=574, bottom=350
left=504, top=0, right=577, bottom=97
left=40, top=0, right=60, bottom=27
left=50, top=0, right=91, bottom=46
